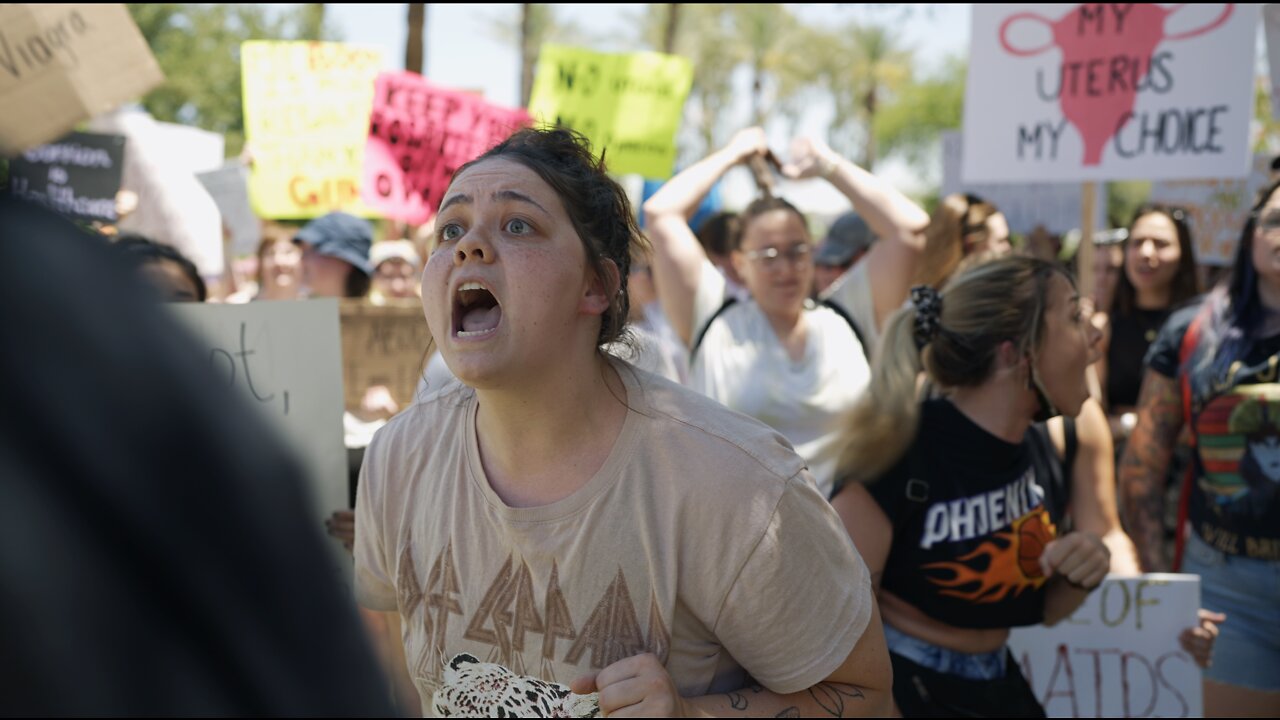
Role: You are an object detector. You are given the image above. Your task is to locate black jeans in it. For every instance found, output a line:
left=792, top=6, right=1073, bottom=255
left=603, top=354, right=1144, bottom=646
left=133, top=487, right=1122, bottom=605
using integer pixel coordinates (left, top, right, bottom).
left=890, top=650, right=1046, bottom=718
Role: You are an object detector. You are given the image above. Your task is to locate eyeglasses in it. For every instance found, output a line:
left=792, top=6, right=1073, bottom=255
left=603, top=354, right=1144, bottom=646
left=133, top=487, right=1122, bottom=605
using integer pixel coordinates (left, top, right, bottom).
left=1255, top=211, right=1280, bottom=233
left=742, top=243, right=811, bottom=269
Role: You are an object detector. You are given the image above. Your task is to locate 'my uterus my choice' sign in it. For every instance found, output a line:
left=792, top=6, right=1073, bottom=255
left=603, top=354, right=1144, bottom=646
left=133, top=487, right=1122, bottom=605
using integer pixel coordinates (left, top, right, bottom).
left=963, top=4, right=1257, bottom=183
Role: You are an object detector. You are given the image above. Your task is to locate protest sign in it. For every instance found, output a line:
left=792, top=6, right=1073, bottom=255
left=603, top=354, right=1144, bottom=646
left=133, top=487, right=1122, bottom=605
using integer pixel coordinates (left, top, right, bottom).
left=242, top=41, right=383, bottom=219
left=361, top=72, right=530, bottom=224
left=9, top=131, right=125, bottom=222
left=941, top=131, right=1106, bottom=236
left=1008, top=575, right=1202, bottom=718
left=339, top=300, right=432, bottom=411
left=0, top=4, right=163, bottom=155
left=198, top=163, right=262, bottom=257
left=528, top=44, right=693, bottom=179
left=964, top=4, right=1256, bottom=183
left=168, top=300, right=347, bottom=529
left=1266, top=4, right=1280, bottom=120
left=1150, top=154, right=1271, bottom=266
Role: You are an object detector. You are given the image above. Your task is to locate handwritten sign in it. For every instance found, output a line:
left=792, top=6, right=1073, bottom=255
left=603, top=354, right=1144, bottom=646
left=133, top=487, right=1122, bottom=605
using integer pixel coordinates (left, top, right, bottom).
left=168, top=300, right=347, bottom=528
left=941, top=131, right=1106, bottom=236
left=0, top=4, right=163, bottom=155
left=1149, top=154, right=1270, bottom=266
left=1008, top=575, right=1202, bottom=718
left=241, top=41, right=383, bottom=219
left=528, top=44, right=693, bottom=179
left=197, top=163, right=262, bottom=257
left=9, top=131, right=125, bottom=222
left=338, top=300, right=432, bottom=412
left=963, top=4, right=1256, bottom=183
left=361, top=72, right=530, bottom=224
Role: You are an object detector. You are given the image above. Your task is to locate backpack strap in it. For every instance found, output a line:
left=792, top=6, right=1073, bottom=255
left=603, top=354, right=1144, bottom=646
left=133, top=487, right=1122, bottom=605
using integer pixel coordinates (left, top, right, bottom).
left=819, top=298, right=871, bottom=362
left=690, top=297, right=739, bottom=361
left=1172, top=307, right=1208, bottom=571
left=1063, top=416, right=1079, bottom=488
left=690, top=296, right=872, bottom=362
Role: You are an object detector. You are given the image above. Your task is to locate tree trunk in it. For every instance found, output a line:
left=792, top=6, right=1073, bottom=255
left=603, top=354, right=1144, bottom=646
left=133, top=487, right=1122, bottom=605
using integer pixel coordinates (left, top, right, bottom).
left=405, top=3, right=425, bottom=75
left=663, top=4, right=680, bottom=54
left=520, top=4, right=537, bottom=107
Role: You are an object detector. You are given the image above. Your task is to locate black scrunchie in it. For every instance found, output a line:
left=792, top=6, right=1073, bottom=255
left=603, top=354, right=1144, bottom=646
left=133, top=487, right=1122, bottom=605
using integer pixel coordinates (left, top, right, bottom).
left=911, top=285, right=943, bottom=351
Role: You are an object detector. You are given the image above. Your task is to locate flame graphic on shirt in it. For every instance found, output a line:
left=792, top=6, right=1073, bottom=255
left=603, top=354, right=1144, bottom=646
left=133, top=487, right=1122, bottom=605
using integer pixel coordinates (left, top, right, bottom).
left=921, top=509, right=1057, bottom=603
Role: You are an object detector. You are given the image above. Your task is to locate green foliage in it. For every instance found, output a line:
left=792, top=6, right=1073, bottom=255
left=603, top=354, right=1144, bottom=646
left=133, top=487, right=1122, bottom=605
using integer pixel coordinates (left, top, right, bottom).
left=126, top=4, right=338, bottom=157
left=1107, top=181, right=1153, bottom=228
left=874, top=55, right=966, bottom=171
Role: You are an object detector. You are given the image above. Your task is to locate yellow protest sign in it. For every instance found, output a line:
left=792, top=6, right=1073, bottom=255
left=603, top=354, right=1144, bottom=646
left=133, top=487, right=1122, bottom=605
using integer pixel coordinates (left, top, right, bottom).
left=241, top=41, right=383, bottom=219
left=528, top=44, right=692, bottom=179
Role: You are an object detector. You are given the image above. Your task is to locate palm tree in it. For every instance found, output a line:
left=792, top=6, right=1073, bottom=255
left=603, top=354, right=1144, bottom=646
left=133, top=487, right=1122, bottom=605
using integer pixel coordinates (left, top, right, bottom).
left=820, top=22, right=912, bottom=170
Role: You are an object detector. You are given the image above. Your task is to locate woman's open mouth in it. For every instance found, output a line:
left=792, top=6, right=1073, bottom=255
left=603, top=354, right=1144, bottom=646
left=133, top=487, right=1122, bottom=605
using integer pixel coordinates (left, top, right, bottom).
left=453, top=282, right=503, bottom=339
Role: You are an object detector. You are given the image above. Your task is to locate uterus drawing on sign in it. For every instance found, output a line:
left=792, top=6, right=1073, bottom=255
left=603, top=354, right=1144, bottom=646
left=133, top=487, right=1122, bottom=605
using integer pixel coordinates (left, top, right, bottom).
left=999, top=3, right=1235, bottom=166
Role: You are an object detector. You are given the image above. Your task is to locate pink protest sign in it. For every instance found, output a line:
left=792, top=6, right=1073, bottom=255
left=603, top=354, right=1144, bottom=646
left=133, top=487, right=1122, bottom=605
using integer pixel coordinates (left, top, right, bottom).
left=362, top=72, right=530, bottom=224
left=963, top=4, right=1256, bottom=183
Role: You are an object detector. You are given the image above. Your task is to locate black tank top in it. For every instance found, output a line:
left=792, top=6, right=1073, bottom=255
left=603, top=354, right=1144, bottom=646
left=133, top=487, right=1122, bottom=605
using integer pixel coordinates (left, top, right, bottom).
left=868, top=399, right=1068, bottom=629
left=1107, top=307, right=1172, bottom=408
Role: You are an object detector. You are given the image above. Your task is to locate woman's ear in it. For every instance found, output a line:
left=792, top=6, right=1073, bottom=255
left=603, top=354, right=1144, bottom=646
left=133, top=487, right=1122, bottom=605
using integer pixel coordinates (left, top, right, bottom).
left=581, top=259, right=620, bottom=316
left=995, top=339, right=1025, bottom=376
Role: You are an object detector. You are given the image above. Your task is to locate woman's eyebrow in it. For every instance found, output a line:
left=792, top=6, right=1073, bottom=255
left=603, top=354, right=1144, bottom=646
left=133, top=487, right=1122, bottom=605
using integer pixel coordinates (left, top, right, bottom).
left=493, top=190, right=549, bottom=216
left=439, top=193, right=471, bottom=214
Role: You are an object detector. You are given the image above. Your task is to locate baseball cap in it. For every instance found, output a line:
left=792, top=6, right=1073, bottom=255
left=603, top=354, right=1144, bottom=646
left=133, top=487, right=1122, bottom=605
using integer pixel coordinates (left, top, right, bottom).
left=294, top=212, right=373, bottom=276
left=814, top=212, right=875, bottom=267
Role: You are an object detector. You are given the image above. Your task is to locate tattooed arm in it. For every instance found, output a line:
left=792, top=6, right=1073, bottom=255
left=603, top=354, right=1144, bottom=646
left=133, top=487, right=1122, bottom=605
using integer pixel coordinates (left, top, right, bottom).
left=572, top=601, right=893, bottom=717
left=1117, top=370, right=1184, bottom=572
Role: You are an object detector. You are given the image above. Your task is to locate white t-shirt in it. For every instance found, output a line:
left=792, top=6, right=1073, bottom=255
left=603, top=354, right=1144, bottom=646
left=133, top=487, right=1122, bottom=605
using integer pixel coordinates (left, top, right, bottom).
left=355, top=361, right=873, bottom=715
left=689, top=260, right=875, bottom=498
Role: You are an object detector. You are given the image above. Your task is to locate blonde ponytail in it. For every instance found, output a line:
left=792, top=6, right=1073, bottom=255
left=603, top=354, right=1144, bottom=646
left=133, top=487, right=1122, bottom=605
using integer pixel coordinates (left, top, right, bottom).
left=837, top=305, right=926, bottom=485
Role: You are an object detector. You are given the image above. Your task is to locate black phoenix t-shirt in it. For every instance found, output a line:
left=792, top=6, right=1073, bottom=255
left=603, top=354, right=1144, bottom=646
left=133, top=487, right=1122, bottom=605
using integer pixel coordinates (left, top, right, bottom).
left=869, top=399, right=1067, bottom=629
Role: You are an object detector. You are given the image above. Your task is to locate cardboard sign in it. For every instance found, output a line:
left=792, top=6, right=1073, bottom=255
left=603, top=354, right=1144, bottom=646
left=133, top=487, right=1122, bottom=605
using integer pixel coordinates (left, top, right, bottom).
left=362, top=72, right=530, bottom=224
left=1008, top=575, right=1202, bottom=718
left=168, top=300, right=347, bottom=526
left=197, top=163, right=262, bottom=257
left=9, top=131, right=125, bottom=222
left=941, top=131, right=1106, bottom=236
left=1149, top=154, right=1271, bottom=266
left=0, top=4, right=163, bottom=155
left=241, top=41, right=383, bottom=219
left=339, top=300, right=432, bottom=412
left=528, top=44, right=693, bottom=179
left=963, top=4, right=1256, bottom=183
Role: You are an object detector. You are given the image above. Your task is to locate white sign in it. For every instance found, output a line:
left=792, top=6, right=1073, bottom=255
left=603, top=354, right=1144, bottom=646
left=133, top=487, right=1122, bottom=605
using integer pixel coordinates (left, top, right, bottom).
left=1008, top=574, right=1203, bottom=718
left=1265, top=4, right=1280, bottom=120
left=154, top=121, right=225, bottom=175
left=198, top=163, right=262, bottom=257
left=942, top=131, right=1106, bottom=236
left=964, top=4, right=1257, bottom=183
left=1150, top=154, right=1271, bottom=266
left=167, top=300, right=347, bottom=529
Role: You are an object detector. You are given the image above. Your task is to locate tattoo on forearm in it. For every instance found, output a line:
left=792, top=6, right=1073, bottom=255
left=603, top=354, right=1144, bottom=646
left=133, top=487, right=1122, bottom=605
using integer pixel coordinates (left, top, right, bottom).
left=726, top=690, right=748, bottom=711
left=808, top=682, right=866, bottom=717
left=775, top=708, right=800, bottom=718
left=1119, top=374, right=1182, bottom=572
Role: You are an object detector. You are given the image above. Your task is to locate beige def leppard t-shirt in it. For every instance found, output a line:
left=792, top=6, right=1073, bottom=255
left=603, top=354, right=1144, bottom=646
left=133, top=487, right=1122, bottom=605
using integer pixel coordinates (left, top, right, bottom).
left=354, top=362, right=873, bottom=715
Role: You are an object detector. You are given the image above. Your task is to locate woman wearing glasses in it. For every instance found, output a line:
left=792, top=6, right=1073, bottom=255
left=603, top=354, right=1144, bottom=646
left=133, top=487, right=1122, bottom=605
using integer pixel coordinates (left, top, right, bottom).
left=1121, top=179, right=1280, bottom=717
left=644, top=128, right=929, bottom=498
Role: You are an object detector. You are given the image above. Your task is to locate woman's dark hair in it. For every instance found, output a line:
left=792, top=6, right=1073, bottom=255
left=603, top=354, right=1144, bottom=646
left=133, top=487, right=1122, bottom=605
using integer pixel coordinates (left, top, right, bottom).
left=1186, top=178, right=1280, bottom=401
left=695, top=211, right=739, bottom=258
left=113, top=234, right=207, bottom=302
left=451, top=127, right=648, bottom=348
left=1111, top=203, right=1200, bottom=316
left=343, top=266, right=371, bottom=299
left=730, top=197, right=808, bottom=252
